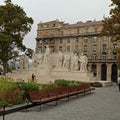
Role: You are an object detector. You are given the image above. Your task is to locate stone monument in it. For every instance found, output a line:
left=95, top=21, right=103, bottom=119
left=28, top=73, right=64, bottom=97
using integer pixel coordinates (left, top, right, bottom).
left=8, top=48, right=95, bottom=83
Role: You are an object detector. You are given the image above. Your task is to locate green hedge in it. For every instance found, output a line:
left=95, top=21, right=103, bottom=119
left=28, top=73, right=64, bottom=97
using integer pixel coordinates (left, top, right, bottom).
left=18, top=82, right=39, bottom=98
left=55, top=79, right=81, bottom=87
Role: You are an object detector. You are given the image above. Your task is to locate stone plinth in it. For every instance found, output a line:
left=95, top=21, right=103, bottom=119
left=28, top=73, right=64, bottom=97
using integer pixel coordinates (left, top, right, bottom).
left=51, top=68, right=94, bottom=82
left=37, top=63, right=52, bottom=76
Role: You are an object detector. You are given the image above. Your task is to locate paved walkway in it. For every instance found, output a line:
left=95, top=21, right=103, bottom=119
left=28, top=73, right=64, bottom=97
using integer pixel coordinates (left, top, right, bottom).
left=1, top=85, right=120, bottom=120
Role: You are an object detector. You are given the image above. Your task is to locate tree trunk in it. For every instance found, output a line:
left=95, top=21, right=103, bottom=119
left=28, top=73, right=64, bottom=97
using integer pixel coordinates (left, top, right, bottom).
left=3, top=62, right=7, bottom=76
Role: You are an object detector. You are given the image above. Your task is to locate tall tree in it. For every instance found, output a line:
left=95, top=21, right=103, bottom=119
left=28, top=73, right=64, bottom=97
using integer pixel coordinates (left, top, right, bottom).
left=102, top=0, right=120, bottom=68
left=0, top=0, right=33, bottom=75
left=102, top=0, right=120, bottom=41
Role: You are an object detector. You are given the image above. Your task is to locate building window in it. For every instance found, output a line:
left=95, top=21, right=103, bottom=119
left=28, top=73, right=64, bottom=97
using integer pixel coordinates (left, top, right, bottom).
left=45, top=39, right=48, bottom=44
left=92, top=54, right=97, bottom=60
left=102, top=44, right=107, bottom=51
left=113, top=44, right=117, bottom=49
left=85, top=27, right=88, bottom=33
left=93, top=45, right=97, bottom=51
left=50, top=46, right=54, bottom=52
left=84, top=37, right=88, bottom=42
left=94, top=28, right=97, bottom=32
left=75, top=38, right=79, bottom=44
left=61, top=31, right=63, bottom=35
left=59, top=46, right=62, bottom=52
left=67, top=38, right=70, bottom=43
left=91, top=64, right=97, bottom=77
left=93, top=36, right=97, bottom=42
left=77, top=29, right=79, bottom=34
left=102, top=36, right=107, bottom=41
left=84, top=45, right=87, bottom=52
left=102, top=54, right=107, bottom=60
left=39, top=40, right=42, bottom=44
left=112, top=52, right=117, bottom=60
left=67, top=46, right=70, bottom=52
left=53, top=24, right=55, bottom=27
left=92, top=64, right=97, bottom=70
left=47, top=24, right=49, bottom=27
left=75, top=45, right=79, bottom=52
left=59, top=39, right=62, bottom=44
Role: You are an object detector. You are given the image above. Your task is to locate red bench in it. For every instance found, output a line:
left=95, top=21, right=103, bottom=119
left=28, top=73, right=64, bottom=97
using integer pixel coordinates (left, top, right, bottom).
left=29, top=83, right=95, bottom=110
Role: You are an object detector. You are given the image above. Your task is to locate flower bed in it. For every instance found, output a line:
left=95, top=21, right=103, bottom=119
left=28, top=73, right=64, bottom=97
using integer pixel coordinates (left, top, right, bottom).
left=0, top=78, right=88, bottom=107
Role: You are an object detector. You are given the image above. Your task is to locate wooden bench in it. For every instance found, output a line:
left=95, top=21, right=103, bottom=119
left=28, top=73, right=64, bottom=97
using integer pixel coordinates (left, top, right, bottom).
left=28, top=83, right=95, bottom=110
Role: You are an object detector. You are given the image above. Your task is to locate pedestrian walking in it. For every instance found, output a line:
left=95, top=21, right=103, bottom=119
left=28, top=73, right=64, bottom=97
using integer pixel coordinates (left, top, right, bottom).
left=32, top=73, right=35, bottom=82
left=118, top=75, right=120, bottom=91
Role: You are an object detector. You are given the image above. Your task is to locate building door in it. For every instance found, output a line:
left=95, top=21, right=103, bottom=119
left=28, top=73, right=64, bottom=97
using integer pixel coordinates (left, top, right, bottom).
left=111, top=64, right=118, bottom=82
left=101, top=64, right=107, bottom=81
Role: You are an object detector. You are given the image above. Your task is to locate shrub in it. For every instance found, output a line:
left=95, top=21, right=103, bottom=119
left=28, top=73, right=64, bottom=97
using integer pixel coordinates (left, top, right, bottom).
left=55, top=79, right=70, bottom=87
left=68, top=81, right=81, bottom=86
left=18, top=82, right=39, bottom=98
left=40, top=83, right=57, bottom=90
left=90, top=82, right=103, bottom=87
left=55, top=79, right=81, bottom=87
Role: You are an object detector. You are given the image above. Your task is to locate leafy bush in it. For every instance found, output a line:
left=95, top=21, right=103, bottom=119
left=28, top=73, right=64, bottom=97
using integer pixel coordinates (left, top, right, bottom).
left=90, top=82, right=103, bottom=87
left=55, top=79, right=70, bottom=87
left=18, top=82, right=39, bottom=98
left=41, top=83, right=58, bottom=90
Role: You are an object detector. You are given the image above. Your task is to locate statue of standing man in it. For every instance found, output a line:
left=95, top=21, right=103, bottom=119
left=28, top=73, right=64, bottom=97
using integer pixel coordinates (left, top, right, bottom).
left=71, top=53, right=79, bottom=71
left=56, top=50, right=63, bottom=67
left=43, top=45, right=50, bottom=63
left=79, top=53, right=88, bottom=72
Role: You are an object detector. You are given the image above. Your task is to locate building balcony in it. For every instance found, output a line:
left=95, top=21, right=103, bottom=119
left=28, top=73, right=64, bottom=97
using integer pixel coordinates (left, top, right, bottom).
left=101, top=50, right=107, bottom=53
left=88, top=59, right=118, bottom=63
left=37, top=31, right=101, bottom=39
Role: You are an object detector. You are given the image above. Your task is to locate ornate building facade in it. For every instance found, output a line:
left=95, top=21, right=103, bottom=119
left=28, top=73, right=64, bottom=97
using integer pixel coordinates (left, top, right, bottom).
left=36, top=19, right=119, bottom=82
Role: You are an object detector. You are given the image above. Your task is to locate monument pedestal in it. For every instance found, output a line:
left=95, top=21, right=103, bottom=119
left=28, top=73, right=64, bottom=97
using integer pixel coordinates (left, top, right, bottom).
left=51, top=68, right=94, bottom=82
left=37, top=63, right=52, bottom=76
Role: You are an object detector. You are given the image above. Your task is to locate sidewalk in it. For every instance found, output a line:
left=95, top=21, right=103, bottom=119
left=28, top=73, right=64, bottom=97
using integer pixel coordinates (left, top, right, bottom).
left=0, top=85, right=120, bottom=120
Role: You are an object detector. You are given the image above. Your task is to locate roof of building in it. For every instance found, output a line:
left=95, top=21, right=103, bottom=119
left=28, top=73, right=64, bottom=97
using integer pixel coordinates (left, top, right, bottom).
left=38, top=19, right=64, bottom=25
left=63, top=20, right=103, bottom=28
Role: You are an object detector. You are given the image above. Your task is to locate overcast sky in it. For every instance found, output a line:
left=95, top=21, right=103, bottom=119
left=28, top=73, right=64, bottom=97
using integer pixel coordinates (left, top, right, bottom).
left=0, top=0, right=112, bottom=50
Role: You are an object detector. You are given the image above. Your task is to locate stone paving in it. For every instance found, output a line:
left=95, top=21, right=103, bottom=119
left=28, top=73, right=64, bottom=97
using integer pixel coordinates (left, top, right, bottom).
left=0, top=85, right=120, bottom=120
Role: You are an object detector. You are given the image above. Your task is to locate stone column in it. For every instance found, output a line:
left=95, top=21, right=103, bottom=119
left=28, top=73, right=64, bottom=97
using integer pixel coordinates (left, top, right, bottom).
left=107, top=63, right=112, bottom=81
left=97, top=63, right=101, bottom=81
